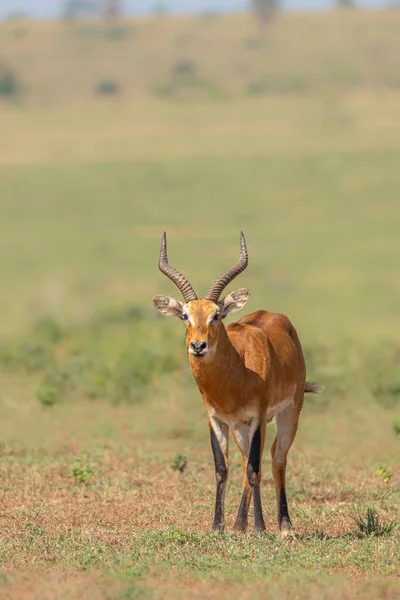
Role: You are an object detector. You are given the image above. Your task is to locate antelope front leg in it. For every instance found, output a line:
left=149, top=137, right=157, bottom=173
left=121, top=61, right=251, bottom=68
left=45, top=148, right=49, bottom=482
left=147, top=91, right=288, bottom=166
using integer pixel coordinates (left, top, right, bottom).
left=232, top=420, right=266, bottom=533
left=209, top=415, right=229, bottom=532
left=232, top=454, right=252, bottom=532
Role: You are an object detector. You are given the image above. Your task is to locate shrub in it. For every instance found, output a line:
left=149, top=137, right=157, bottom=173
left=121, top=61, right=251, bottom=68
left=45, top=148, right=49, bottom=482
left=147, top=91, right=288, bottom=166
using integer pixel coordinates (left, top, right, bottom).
left=37, top=381, right=61, bottom=407
left=171, top=454, right=188, bottom=473
left=32, top=316, right=66, bottom=344
left=0, top=342, right=52, bottom=372
left=95, top=78, right=120, bottom=96
left=36, top=363, right=69, bottom=406
left=371, top=380, right=400, bottom=408
left=0, top=67, right=20, bottom=98
left=171, top=60, right=197, bottom=78
left=70, top=453, right=97, bottom=483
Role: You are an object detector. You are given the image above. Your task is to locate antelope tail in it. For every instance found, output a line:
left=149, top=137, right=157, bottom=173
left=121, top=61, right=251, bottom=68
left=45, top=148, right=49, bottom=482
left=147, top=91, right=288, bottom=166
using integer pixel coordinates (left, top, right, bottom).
left=305, top=382, right=322, bottom=394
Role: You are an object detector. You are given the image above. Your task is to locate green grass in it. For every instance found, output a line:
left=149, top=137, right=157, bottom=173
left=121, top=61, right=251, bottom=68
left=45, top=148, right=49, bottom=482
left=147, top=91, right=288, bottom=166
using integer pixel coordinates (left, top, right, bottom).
left=0, top=9, right=399, bottom=600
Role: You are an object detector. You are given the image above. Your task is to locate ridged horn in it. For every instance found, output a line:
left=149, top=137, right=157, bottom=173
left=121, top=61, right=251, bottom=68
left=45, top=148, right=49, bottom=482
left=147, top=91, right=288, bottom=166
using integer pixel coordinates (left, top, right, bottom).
left=205, top=231, right=248, bottom=303
left=158, top=232, right=197, bottom=303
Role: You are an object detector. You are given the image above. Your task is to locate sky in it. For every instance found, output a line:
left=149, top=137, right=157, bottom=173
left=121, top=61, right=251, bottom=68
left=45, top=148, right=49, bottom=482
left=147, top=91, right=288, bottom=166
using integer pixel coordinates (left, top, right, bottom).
left=0, top=0, right=388, bottom=19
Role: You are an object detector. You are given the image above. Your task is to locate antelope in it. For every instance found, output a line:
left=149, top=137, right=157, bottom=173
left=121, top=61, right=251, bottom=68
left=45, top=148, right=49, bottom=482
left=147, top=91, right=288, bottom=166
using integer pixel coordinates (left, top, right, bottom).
left=152, top=232, right=320, bottom=536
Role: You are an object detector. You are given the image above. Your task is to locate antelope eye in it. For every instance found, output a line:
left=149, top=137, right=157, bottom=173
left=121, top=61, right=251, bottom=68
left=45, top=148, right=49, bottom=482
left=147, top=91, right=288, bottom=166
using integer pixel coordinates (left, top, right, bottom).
left=181, top=313, right=188, bottom=321
left=213, top=313, right=219, bottom=321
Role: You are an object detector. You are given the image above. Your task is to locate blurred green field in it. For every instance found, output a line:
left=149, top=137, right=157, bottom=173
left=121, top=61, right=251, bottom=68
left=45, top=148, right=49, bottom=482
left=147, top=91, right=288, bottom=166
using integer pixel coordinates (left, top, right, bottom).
left=0, top=9, right=399, bottom=600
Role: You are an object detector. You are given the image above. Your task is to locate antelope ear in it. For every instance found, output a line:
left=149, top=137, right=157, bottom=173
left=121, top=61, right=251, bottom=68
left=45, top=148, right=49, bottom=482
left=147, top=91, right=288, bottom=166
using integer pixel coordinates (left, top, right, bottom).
left=219, top=288, right=250, bottom=318
left=152, top=295, right=184, bottom=318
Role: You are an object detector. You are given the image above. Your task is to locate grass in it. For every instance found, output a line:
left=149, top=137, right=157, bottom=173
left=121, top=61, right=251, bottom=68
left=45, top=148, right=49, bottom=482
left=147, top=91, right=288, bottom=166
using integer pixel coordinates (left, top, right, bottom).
left=350, top=507, right=397, bottom=538
left=0, top=8, right=399, bottom=600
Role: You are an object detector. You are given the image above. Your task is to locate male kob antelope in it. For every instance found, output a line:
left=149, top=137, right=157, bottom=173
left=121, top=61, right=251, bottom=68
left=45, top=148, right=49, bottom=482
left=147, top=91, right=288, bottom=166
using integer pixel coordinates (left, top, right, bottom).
left=153, top=232, right=320, bottom=536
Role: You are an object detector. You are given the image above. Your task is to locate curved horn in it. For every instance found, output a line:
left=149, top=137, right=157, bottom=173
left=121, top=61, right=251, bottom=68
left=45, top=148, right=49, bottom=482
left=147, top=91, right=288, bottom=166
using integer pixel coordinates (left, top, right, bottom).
left=205, top=231, right=248, bottom=303
left=158, top=232, right=197, bottom=303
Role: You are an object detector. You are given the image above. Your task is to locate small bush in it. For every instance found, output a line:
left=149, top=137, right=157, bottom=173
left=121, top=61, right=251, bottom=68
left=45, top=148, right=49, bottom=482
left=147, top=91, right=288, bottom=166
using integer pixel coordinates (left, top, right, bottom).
left=0, top=342, right=52, bottom=372
left=171, top=60, right=197, bottom=78
left=37, top=381, right=61, bottom=407
left=247, top=80, right=267, bottom=95
left=95, top=79, right=120, bottom=96
left=350, top=507, right=397, bottom=538
left=70, top=454, right=96, bottom=483
left=171, top=454, right=188, bottom=473
left=32, top=316, right=66, bottom=344
left=0, top=67, right=20, bottom=98
left=372, top=380, right=400, bottom=408
left=36, top=363, right=69, bottom=406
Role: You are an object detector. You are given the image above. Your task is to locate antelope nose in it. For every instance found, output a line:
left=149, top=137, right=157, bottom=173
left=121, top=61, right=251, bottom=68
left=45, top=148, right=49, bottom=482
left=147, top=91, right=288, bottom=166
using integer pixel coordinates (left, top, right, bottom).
left=191, top=341, right=207, bottom=354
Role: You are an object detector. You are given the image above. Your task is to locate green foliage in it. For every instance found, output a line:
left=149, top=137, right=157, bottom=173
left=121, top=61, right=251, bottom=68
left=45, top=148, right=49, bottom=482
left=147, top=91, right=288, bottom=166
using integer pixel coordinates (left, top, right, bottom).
left=152, top=2, right=169, bottom=15
left=0, top=342, right=52, bottom=372
left=171, top=60, right=197, bottom=78
left=37, top=379, right=62, bottom=406
left=251, top=0, right=278, bottom=23
left=376, top=465, right=393, bottom=485
left=337, top=0, right=355, bottom=7
left=393, top=420, right=400, bottom=436
left=0, top=311, right=183, bottom=406
left=170, top=454, right=188, bottom=473
left=96, top=78, right=120, bottom=96
left=32, top=316, right=66, bottom=344
left=1, top=12, right=400, bottom=598
left=0, top=66, right=20, bottom=98
left=63, top=0, right=101, bottom=20
left=152, top=59, right=222, bottom=100
left=70, top=453, right=97, bottom=483
left=350, top=507, right=397, bottom=538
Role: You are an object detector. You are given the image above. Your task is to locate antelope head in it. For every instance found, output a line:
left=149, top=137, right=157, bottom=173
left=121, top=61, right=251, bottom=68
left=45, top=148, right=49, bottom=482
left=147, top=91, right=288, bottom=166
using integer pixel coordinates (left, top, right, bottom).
left=152, top=232, right=250, bottom=359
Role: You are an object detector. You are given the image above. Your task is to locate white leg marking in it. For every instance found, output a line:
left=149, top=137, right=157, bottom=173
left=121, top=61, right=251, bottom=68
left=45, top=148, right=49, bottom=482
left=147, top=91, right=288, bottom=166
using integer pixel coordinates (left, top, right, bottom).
left=274, top=404, right=295, bottom=465
left=209, top=414, right=229, bottom=457
left=231, top=419, right=259, bottom=459
left=209, top=415, right=230, bottom=521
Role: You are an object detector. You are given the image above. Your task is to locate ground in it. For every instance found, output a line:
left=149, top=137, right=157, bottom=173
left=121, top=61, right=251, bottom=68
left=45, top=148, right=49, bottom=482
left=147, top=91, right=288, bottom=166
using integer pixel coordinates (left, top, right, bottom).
left=0, top=9, right=399, bottom=599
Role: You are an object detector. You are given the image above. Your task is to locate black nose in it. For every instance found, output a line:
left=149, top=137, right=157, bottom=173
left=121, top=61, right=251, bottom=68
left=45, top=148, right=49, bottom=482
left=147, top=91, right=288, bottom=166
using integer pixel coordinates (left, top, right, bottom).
left=190, top=341, right=207, bottom=354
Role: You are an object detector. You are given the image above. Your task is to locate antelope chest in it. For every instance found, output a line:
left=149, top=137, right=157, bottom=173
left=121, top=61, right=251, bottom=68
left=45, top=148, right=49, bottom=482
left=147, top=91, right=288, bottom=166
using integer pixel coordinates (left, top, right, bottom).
left=208, top=393, right=295, bottom=429
left=208, top=404, right=259, bottom=430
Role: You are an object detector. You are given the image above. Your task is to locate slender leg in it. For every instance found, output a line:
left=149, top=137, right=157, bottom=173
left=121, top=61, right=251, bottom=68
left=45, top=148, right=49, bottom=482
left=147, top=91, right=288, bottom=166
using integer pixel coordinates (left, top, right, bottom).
left=232, top=423, right=252, bottom=532
left=247, top=424, right=267, bottom=533
left=233, top=454, right=252, bottom=532
left=270, top=401, right=301, bottom=537
left=232, top=420, right=267, bottom=533
left=209, top=415, right=229, bottom=532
